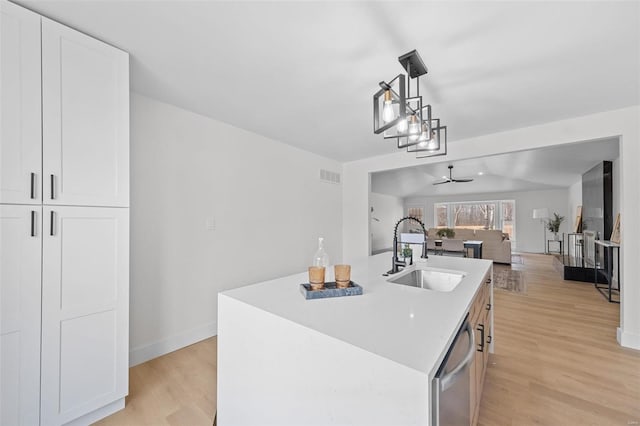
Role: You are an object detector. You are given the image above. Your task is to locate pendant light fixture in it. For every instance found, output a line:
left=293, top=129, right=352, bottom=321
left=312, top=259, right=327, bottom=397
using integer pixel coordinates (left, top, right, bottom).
left=373, top=50, right=448, bottom=158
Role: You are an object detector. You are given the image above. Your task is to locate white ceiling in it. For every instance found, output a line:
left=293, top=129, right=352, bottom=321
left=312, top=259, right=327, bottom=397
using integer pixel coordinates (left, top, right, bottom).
left=371, top=138, right=619, bottom=198
left=18, top=1, right=640, bottom=162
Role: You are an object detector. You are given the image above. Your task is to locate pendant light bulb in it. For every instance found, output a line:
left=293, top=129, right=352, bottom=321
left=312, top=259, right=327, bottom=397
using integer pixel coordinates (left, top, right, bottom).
left=397, top=118, right=408, bottom=133
left=408, top=115, right=420, bottom=141
left=382, top=90, right=394, bottom=123
left=417, top=123, right=430, bottom=146
left=426, top=131, right=439, bottom=150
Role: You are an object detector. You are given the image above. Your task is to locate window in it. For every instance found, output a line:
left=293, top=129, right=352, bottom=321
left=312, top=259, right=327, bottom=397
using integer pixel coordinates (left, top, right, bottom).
left=501, top=200, right=516, bottom=241
left=435, top=205, right=447, bottom=228
left=434, top=200, right=516, bottom=241
left=452, top=203, right=497, bottom=230
left=405, top=206, right=425, bottom=233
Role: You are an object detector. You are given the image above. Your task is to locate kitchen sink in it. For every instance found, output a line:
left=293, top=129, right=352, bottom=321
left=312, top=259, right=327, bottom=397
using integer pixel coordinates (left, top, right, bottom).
left=388, top=268, right=465, bottom=292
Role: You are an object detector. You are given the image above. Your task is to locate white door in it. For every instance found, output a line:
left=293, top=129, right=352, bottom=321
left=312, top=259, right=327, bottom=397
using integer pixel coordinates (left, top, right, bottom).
left=41, top=206, right=129, bottom=425
left=0, top=1, right=42, bottom=204
left=42, top=18, right=129, bottom=207
left=0, top=205, right=42, bottom=425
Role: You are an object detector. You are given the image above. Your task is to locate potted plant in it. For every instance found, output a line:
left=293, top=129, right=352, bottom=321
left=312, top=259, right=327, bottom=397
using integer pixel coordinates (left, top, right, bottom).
left=547, top=213, right=565, bottom=240
left=402, top=243, right=413, bottom=259
left=436, top=228, right=456, bottom=239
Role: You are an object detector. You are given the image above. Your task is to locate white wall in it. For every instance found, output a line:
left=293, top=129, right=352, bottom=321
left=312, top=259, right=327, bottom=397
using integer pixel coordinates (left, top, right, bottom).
left=405, top=188, right=569, bottom=253
left=342, top=106, right=640, bottom=350
left=129, top=93, right=342, bottom=365
left=369, top=192, right=403, bottom=253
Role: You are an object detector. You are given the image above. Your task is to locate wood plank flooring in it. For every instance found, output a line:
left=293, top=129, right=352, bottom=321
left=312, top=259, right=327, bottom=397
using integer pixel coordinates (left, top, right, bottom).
left=480, top=254, right=639, bottom=425
left=96, top=253, right=639, bottom=425
left=95, top=338, right=217, bottom=426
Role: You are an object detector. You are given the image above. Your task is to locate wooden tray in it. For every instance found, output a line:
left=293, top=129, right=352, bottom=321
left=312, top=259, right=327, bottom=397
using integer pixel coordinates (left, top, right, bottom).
left=299, top=281, right=363, bottom=300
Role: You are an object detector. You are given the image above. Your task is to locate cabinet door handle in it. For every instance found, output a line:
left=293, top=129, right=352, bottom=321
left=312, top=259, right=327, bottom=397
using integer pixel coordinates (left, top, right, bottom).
left=487, top=335, right=492, bottom=344
left=50, top=211, right=55, bottom=236
left=486, top=278, right=492, bottom=284
left=477, top=324, right=485, bottom=352
left=486, top=303, right=492, bottom=311
left=50, top=174, right=55, bottom=200
left=31, top=211, right=36, bottom=237
left=30, top=173, right=36, bottom=199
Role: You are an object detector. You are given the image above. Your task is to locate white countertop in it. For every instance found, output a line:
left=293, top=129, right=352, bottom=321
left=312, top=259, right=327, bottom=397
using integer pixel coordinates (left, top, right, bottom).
left=221, top=254, right=492, bottom=377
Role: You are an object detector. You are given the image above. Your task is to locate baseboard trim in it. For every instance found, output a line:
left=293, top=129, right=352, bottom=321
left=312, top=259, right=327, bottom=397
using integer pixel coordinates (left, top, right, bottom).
left=64, top=398, right=125, bottom=426
left=617, top=327, right=640, bottom=350
left=129, top=321, right=218, bottom=367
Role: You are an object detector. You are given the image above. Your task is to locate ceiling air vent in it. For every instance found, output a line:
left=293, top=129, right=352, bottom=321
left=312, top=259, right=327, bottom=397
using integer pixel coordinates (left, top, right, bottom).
left=320, top=169, right=341, bottom=185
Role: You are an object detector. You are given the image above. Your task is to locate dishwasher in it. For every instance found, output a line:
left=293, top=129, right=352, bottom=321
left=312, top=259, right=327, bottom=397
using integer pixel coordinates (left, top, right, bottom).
left=431, top=315, right=475, bottom=426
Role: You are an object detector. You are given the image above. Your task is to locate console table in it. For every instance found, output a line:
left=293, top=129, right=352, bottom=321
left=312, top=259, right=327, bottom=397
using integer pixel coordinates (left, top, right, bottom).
left=464, top=240, right=483, bottom=259
left=594, top=240, right=620, bottom=303
left=433, top=239, right=444, bottom=256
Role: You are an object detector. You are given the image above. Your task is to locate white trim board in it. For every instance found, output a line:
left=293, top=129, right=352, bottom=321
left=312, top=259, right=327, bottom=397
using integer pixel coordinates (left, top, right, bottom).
left=64, top=399, right=125, bottom=426
left=129, top=321, right=217, bottom=367
left=618, top=327, right=640, bottom=351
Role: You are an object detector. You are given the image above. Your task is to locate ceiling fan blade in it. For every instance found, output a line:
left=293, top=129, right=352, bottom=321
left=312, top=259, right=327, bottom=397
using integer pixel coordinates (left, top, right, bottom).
left=432, top=180, right=451, bottom=185
left=452, top=178, right=474, bottom=183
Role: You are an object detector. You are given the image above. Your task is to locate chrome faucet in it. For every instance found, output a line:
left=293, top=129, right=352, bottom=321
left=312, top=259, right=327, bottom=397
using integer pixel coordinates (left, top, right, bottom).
left=388, top=216, right=428, bottom=275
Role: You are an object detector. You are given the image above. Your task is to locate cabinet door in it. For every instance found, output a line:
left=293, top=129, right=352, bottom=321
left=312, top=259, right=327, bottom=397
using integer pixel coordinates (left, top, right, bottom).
left=41, top=206, right=129, bottom=425
left=0, top=1, right=42, bottom=204
left=42, top=18, right=129, bottom=207
left=469, top=342, right=477, bottom=425
left=1, top=205, right=42, bottom=425
left=482, top=308, right=491, bottom=371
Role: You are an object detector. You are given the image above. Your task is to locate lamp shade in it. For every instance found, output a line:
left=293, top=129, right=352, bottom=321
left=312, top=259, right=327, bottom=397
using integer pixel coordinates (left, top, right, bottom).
left=533, top=208, right=549, bottom=219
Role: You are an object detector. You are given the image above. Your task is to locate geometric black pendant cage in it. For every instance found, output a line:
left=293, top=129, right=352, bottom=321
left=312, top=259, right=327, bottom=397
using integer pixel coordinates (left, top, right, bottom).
left=373, top=49, right=447, bottom=159
left=408, top=124, right=447, bottom=158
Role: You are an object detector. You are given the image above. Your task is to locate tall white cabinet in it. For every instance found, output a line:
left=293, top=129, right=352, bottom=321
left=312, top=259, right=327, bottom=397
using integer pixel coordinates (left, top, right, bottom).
left=0, top=1, right=130, bottom=425
left=1, top=205, right=42, bottom=426
left=0, top=1, right=41, bottom=205
left=41, top=207, right=129, bottom=425
left=42, top=18, right=129, bottom=208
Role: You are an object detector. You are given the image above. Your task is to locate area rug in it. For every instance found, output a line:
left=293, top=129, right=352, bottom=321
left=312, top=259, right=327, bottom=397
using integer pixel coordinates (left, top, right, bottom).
left=493, top=265, right=526, bottom=294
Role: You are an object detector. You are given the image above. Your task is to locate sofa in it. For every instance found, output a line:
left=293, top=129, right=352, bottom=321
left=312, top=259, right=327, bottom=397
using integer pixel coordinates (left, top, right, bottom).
left=425, top=228, right=512, bottom=264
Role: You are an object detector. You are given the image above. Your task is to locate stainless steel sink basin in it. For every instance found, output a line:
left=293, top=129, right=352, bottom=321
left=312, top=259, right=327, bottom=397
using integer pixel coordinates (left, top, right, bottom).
left=388, top=268, right=465, bottom=292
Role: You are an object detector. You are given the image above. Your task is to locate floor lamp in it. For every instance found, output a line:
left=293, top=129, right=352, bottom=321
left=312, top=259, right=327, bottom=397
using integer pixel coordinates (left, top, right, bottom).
left=533, top=208, right=549, bottom=254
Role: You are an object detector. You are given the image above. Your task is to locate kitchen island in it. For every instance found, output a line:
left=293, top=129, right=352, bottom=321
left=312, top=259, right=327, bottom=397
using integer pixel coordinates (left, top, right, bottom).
left=217, top=253, right=493, bottom=425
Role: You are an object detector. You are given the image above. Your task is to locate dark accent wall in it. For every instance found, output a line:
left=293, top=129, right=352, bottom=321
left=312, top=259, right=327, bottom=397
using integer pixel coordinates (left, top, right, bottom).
left=582, top=161, right=613, bottom=239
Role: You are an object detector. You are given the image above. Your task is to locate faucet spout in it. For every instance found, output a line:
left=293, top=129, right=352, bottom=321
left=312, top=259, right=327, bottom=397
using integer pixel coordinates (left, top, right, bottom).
left=388, top=216, right=428, bottom=275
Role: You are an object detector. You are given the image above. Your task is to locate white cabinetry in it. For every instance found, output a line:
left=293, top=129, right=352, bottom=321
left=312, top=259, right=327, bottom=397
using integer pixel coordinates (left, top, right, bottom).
left=0, top=1, right=130, bottom=424
left=41, top=207, right=129, bottom=425
left=0, top=205, right=42, bottom=425
left=0, top=2, right=42, bottom=204
left=42, top=18, right=129, bottom=207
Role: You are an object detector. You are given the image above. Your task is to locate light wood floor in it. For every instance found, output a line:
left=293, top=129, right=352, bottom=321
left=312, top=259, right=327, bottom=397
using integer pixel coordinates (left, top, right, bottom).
left=480, top=254, right=639, bottom=425
left=97, top=254, right=639, bottom=425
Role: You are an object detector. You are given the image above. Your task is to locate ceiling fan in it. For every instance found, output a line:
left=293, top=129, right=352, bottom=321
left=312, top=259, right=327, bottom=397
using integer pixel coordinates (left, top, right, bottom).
left=432, top=165, right=474, bottom=185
